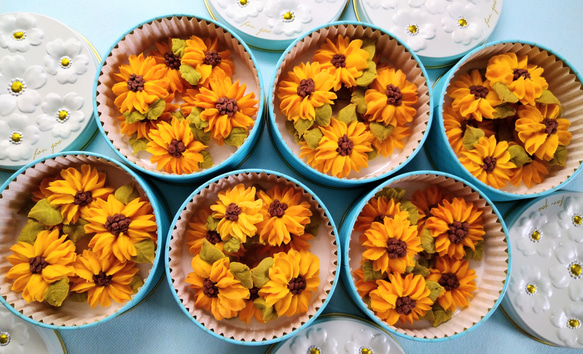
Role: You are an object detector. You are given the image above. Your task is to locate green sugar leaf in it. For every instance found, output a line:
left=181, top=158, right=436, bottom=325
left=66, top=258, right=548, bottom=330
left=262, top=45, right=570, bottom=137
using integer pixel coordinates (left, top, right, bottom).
left=200, top=239, right=226, bottom=265
left=431, top=304, right=453, bottom=327
left=172, top=110, right=185, bottom=120
left=375, top=187, right=406, bottom=201
left=367, top=147, right=378, bottom=161
left=251, top=257, right=274, bottom=288
left=225, top=127, right=249, bottom=147
left=492, top=82, right=519, bottom=103
left=130, top=275, right=144, bottom=293
left=508, top=145, right=532, bottom=168
left=493, top=103, right=517, bottom=119
left=123, top=110, right=146, bottom=124
left=114, top=184, right=140, bottom=204
left=369, top=122, right=394, bottom=142
left=549, top=145, right=568, bottom=167
left=361, top=38, right=377, bottom=61
left=351, top=86, right=368, bottom=115
left=400, top=200, right=420, bottom=225
left=253, top=298, right=278, bottom=322
left=337, top=103, right=358, bottom=125
left=132, top=239, right=157, bottom=264
left=420, top=309, right=435, bottom=323
left=199, top=151, right=213, bottom=169
left=63, top=218, right=89, bottom=243
left=362, top=261, right=384, bottom=282
left=180, top=64, right=202, bottom=86
left=411, top=259, right=431, bottom=277
left=230, top=262, right=253, bottom=289
left=462, top=125, right=485, bottom=150
left=186, top=107, right=208, bottom=129
left=18, top=219, right=45, bottom=244
left=172, top=38, right=187, bottom=58
left=129, top=136, right=149, bottom=155
left=285, top=120, right=301, bottom=143
left=314, top=103, right=332, bottom=127
left=29, top=199, right=63, bottom=226
left=304, top=128, right=323, bottom=150
left=355, top=60, right=377, bottom=87
left=294, top=118, right=313, bottom=137
left=420, top=228, right=436, bottom=254
left=464, top=239, right=484, bottom=261
left=145, top=99, right=166, bottom=120
left=68, top=291, right=88, bottom=303
left=536, top=89, right=561, bottom=105
left=206, top=216, right=220, bottom=232
left=426, top=280, right=445, bottom=302
left=224, top=236, right=241, bottom=253
left=44, top=277, right=69, bottom=307
left=305, top=210, right=321, bottom=236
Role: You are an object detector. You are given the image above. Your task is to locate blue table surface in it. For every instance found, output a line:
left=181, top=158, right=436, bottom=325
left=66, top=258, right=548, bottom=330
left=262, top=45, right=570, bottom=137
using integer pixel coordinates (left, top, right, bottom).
left=2, top=1, right=583, bottom=353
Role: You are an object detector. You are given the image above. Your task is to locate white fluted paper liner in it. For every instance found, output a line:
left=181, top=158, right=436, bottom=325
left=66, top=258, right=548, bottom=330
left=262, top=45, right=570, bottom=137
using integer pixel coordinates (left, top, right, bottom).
left=346, top=173, right=509, bottom=339
left=270, top=23, right=431, bottom=181
left=168, top=171, right=338, bottom=343
left=0, top=154, right=158, bottom=327
left=440, top=42, right=583, bottom=196
left=95, top=15, right=262, bottom=176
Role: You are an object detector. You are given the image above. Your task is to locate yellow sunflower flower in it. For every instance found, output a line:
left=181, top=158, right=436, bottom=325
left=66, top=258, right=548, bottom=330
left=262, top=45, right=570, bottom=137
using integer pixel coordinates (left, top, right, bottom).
left=443, top=106, right=497, bottom=155
left=364, top=66, right=418, bottom=127
left=485, top=52, right=548, bottom=106
left=411, top=185, right=451, bottom=223
left=210, top=183, right=263, bottom=244
left=47, top=164, right=114, bottom=225
left=180, top=36, right=235, bottom=88
left=32, top=176, right=58, bottom=202
left=369, top=273, right=433, bottom=325
left=71, top=249, right=139, bottom=308
left=299, top=139, right=323, bottom=172
left=6, top=229, right=76, bottom=303
left=259, top=249, right=320, bottom=317
left=84, top=194, right=157, bottom=262
left=361, top=216, right=421, bottom=275
left=354, top=196, right=411, bottom=234
left=426, top=256, right=477, bottom=312
left=425, top=197, right=485, bottom=260
left=510, top=157, right=549, bottom=188
left=255, top=185, right=312, bottom=247
left=447, top=69, right=503, bottom=121
left=185, top=256, right=249, bottom=320
left=118, top=93, right=177, bottom=140
left=313, top=119, right=373, bottom=178
left=460, top=135, right=516, bottom=189
left=146, top=117, right=207, bottom=175
left=112, top=53, right=170, bottom=114
left=179, top=88, right=201, bottom=117
left=186, top=207, right=224, bottom=255
left=312, top=35, right=370, bottom=91
left=150, top=38, right=191, bottom=93
left=194, top=75, right=259, bottom=144
left=238, top=289, right=264, bottom=324
left=515, top=104, right=572, bottom=161
left=371, top=122, right=411, bottom=157
left=277, top=61, right=337, bottom=123
left=353, top=267, right=379, bottom=299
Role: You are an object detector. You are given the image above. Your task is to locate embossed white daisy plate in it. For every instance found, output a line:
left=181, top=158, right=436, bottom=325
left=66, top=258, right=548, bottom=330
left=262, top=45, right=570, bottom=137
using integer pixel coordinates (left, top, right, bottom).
left=0, top=13, right=99, bottom=171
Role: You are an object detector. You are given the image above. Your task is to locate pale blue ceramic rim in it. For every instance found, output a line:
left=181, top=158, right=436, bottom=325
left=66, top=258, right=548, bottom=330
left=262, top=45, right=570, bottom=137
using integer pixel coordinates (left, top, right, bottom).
left=164, top=168, right=342, bottom=346
left=267, top=20, right=434, bottom=189
left=0, top=151, right=169, bottom=330
left=432, top=39, right=583, bottom=202
left=340, top=170, right=512, bottom=342
left=92, top=14, right=265, bottom=184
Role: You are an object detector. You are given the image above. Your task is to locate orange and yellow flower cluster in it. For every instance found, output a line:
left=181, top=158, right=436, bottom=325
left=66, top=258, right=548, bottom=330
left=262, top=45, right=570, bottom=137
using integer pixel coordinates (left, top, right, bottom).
left=184, top=183, right=321, bottom=323
left=111, top=36, right=259, bottom=174
left=444, top=52, right=572, bottom=189
left=353, top=185, right=484, bottom=327
left=276, top=35, right=418, bottom=178
left=7, top=165, right=157, bottom=308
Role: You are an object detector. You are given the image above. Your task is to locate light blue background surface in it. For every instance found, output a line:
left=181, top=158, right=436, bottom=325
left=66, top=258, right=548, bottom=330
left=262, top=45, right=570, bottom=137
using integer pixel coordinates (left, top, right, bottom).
left=2, top=1, right=583, bottom=353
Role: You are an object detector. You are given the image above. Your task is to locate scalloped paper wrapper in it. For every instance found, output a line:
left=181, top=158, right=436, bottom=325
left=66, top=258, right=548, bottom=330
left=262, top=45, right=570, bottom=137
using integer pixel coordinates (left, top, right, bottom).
left=345, top=173, right=509, bottom=339
left=168, top=171, right=338, bottom=343
left=270, top=23, right=431, bottom=182
left=95, top=15, right=262, bottom=177
left=439, top=42, right=583, bottom=197
left=0, top=154, right=160, bottom=327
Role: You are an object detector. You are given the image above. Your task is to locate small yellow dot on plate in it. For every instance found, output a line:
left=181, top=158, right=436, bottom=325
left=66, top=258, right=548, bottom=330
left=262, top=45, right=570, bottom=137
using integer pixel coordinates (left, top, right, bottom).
left=283, top=11, right=293, bottom=21
left=408, top=24, right=418, bottom=34
left=458, top=18, right=468, bottom=27
left=10, top=81, right=24, bottom=93
left=60, top=57, right=71, bottom=67
left=526, top=284, right=536, bottom=294
left=58, top=110, right=69, bottom=120
left=11, top=132, right=22, bottom=143
left=530, top=230, right=541, bottom=241
left=570, top=263, right=582, bottom=277
left=0, top=333, right=9, bottom=345
left=361, top=348, right=373, bottom=354
left=12, top=31, right=24, bottom=40
left=574, top=215, right=582, bottom=226
left=239, top=0, right=248, bottom=5
left=568, top=318, right=580, bottom=328
left=309, top=347, right=320, bottom=354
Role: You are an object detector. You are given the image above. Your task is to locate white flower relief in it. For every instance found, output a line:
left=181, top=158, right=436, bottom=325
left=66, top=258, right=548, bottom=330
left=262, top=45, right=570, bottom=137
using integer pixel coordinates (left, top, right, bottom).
left=0, top=112, right=40, bottom=162
left=558, top=196, right=583, bottom=242
left=364, top=0, right=398, bottom=10
left=315, top=0, right=340, bottom=3
left=0, top=55, right=47, bottom=115
left=513, top=210, right=556, bottom=258
left=289, top=327, right=337, bottom=353
left=37, top=92, right=85, bottom=139
left=217, top=0, right=263, bottom=24
left=548, top=242, right=583, bottom=290
left=425, top=0, right=453, bottom=14
left=43, top=38, right=89, bottom=84
left=0, top=305, right=30, bottom=354
left=264, top=0, right=312, bottom=36
left=408, top=0, right=426, bottom=8
left=345, top=328, right=392, bottom=353
left=508, top=265, right=552, bottom=314
left=550, top=304, right=583, bottom=347
left=442, top=1, right=485, bottom=46
left=390, top=8, right=436, bottom=52
left=0, top=13, right=44, bottom=53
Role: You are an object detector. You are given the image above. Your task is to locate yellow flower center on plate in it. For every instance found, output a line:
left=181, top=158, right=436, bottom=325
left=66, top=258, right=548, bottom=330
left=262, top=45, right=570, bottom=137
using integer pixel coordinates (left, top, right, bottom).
left=308, top=346, right=320, bottom=354
left=10, top=80, right=24, bottom=94
left=530, top=230, right=541, bottom=241
left=239, top=0, right=248, bottom=5
left=12, top=30, right=24, bottom=40
left=458, top=18, right=468, bottom=27
left=283, top=11, right=294, bottom=21
left=568, top=318, right=580, bottom=329
left=526, top=283, right=536, bottom=294
left=11, top=132, right=22, bottom=143
left=570, top=263, right=582, bottom=277
left=60, top=57, right=71, bottom=67
left=408, top=24, right=418, bottom=34
left=58, top=110, right=69, bottom=121
left=574, top=214, right=582, bottom=226
left=0, top=332, right=9, bottom=345
left=360, top=348, right=373, bottom=354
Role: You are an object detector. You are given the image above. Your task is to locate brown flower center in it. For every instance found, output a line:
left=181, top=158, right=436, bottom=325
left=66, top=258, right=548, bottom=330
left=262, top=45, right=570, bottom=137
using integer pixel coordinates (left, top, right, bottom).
left=386, top=238, right=408, bottom=259
left=167, top=139, right=187, bottom=157
left=105, top=214, right=132, bottom=236
left=542, top=118, right=559, bottom=136
left=225, top=203, right=242, bottom=221
left=373, top=214, right=386, bottom=223
left=164, top=51, right=181, bottom=70
left=249, top=286, right=260, bottom=301
left=469, top=85, right=489, bottom=99
left=385, top=84, right=403, bottom=106
left=395, top=295, right=416, bottom=315
left=287, top=275, right=307, bottom=295
left=297, top=78, right=315, bottom=98
left=93, top=271, right=113, bottom=287
left=268, top=199, right=288, bottom=217
left=482, top=156, right=497, bottom=173
left=215, top=97, right=239, bottom=117
left=206, top=230, right=221, bottom=244
left=513, top=68, right=531, bottom=80
left=127, top=74, right=145, bottom=92
left=203, top=278, right=219, bottom=298
left=331, top=54, right=346, bottom=68
left=336, top=134, right=354, bottom=156
left=448, top=221, right=470, bottom=244
left=203, top=50, right=222, bottom=67
left=438, top=272, right=460, bottom=291
left=74, top=191, right=93, bottom=206
left=29, top=256, right=48, bottom=274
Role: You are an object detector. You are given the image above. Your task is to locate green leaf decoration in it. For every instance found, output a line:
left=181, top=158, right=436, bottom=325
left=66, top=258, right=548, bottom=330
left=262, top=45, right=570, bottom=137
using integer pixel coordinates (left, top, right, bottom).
left=251, top=257, right=274, bottom=288
left=369, top=122, right=394, bottom=142
left=337, top=104, right=358, bottom=125
left=294, top=118, right=313, bottom=137
left=192, top=126, right=211, bottom=145
left=114, top=184, right=140, bottom=204
left=230, top=262, right=253, bottom=289
left=285, top=120, right=302, bottom=143
left=129, top=136, right=149, bottom=155
left=225, top=127, right=249, bottom=147
left=63, top=219, right=89, bottom=243
left=200, top=239, right=226, bottom=265
left=304, top=128, right=323, bottom=150
left=180, top=64, right=202, bottom=86
left=18, top=219, right=45, bottom=244
left=44, top=277, right=69, bottom=307
left=199, top=151, right=213, bottom=169
left=462, top=125, right=486, bottom=150
left=367, top=147, right=378, bottom=161
left=130, top=274, right=144, bottom=293
left=356, top=60, right=377, bottom=87
left=426, top=280, right=445, bottom=302
left=375, top=187, right=406, bottom=201
left=314, top=103, right=332, bottom=127
left=549, top=145, right=568, bottom=167
left=464, top=240, right=484, bottom=261
left=362, top=261, right=384, bottom=282
left=431, top=304, right=453, bottom=327
left=493, top=103, right=517, bottom=119
left=172, top=38, right=187, bottom=58
left=508, top=145, right=532, bottom=168
left=28, top=199, right=63, bottom=226
left=206, top=216, right=220, bottom=232
left=400, top=200, right=420, bottom=225
left=132, top=239, right=157, bottom=264
left=420, top=308, right=435, bottom=323
left=145, top=99, right=166, bottom=121
left=224, top=236, right=241, bottom=253
left=305, top=210, right=321, bottom=236
left=536, top=89, right=561, bottom=105
left=172, top=111, right=185, bottom=120
left=361, top=38, right=377, bottom=61
left=420, top=228, right=436, bottom=254
left=123, top=110, right=147, bottom=124
left=186, top=107, right=208, bottom=128
left=351, top=86, right=368, bottom=115
left=253, top=298, right=278, bottom=323
left=411, top=259, right=431, bottom=277
left=68, top=291, right=88, bottom=303
left=492, top=82, right=519, bottom=103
